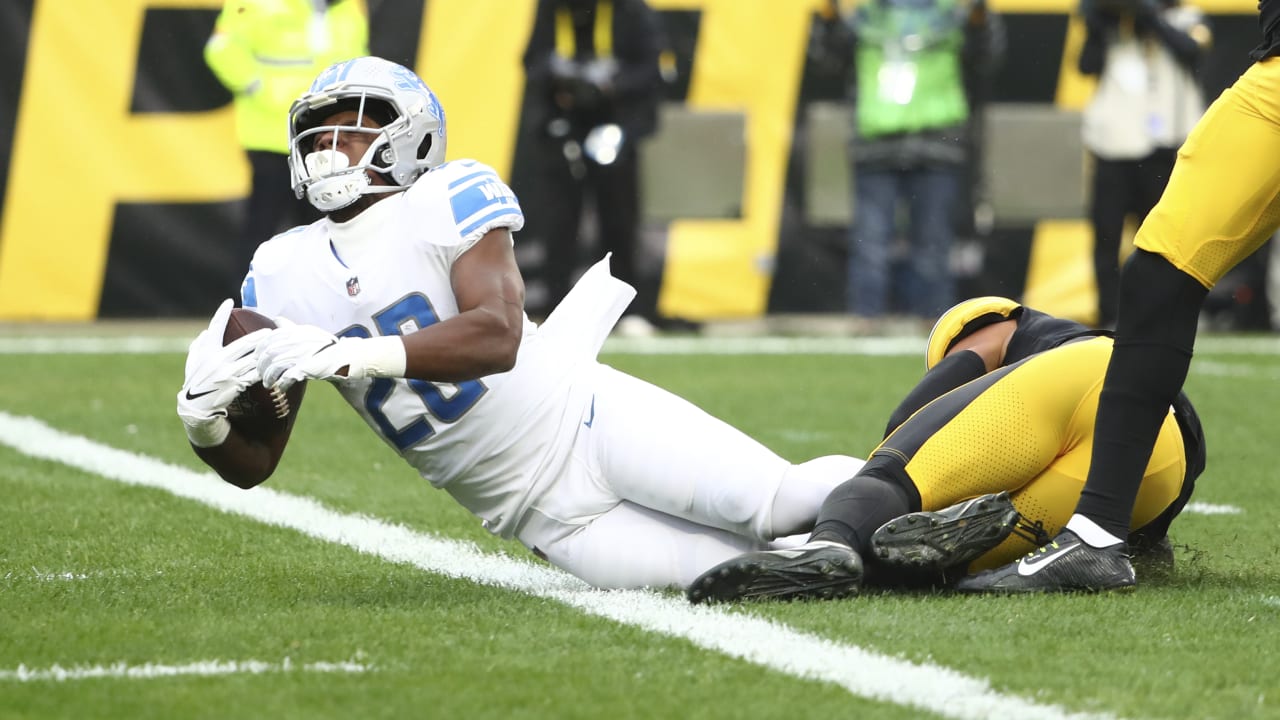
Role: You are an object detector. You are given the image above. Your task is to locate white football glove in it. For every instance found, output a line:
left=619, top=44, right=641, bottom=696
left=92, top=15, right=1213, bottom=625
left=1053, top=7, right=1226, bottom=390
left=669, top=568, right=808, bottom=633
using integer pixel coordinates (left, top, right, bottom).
left=176, top=299, right=271, bottom=447
left=274, top=335, right=407, bottom=390
left=258, top=321, right=407, bottom=392
left=256, top=319, right=340, bottom=389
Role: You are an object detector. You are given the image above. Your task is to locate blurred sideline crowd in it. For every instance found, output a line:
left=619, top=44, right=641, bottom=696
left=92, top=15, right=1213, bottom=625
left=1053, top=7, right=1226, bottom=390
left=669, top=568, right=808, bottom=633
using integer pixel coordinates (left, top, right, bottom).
left=206, top=0, right=1278, bottom=336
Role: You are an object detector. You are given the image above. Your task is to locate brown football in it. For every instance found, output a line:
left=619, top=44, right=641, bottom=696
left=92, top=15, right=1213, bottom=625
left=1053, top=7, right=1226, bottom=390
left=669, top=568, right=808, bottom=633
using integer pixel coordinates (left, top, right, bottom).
left=222, top=307, right=306, bottom=443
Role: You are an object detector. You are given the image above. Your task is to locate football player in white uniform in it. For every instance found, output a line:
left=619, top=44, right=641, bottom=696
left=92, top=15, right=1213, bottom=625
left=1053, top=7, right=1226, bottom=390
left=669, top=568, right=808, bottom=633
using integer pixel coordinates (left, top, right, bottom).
left=177, top=56, right=865, bottom=590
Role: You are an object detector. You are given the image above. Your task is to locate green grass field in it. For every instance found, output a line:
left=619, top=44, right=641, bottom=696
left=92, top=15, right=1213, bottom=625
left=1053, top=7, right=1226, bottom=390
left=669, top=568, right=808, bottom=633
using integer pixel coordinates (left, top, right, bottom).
left=1, top=331, right=1278, bottom=720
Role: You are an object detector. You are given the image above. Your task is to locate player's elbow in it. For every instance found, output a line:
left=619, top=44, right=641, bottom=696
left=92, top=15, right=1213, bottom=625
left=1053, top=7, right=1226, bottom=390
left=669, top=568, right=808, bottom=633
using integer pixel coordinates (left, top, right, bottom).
left=479, top=305, right=523, bottom=374
left=487, top=323, right=522, bottom=374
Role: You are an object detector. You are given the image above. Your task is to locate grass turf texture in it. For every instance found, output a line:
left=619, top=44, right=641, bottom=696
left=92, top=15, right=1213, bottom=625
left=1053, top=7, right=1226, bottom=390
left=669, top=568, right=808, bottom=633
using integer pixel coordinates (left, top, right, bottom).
left=1, top=346, right=1278, bottom=719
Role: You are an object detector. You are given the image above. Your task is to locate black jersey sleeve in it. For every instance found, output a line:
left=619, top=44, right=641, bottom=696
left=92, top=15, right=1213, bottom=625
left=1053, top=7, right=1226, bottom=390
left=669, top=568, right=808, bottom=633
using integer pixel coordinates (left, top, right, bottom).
left=1252, top=0, right=1280, bottom=60
left=1002, top=306, right=1107, bottom=365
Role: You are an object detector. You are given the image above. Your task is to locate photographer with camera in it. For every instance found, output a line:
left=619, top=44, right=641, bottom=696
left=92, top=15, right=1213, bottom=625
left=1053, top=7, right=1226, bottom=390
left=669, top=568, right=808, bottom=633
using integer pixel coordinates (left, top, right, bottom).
left=519, top=0, right=665, bottom=334
left=1078, top=0, right=1210, bottom=329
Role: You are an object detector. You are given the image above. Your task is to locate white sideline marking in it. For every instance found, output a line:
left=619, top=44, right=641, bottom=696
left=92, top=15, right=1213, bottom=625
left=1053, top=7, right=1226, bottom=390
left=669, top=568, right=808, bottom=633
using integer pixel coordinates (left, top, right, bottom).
left=0, top=337, right=190, bottom=354
left=1183, top=502, right=1243, bottom=516
left=0, top=659, right=370, bottom=682
left=1, top=569, right=167, bottom=582
left=1191, top=361, right=1280, bottom=379
left=0, top=335, right=926, bottom=356
left=0, top=412, right=1117, bottom=720
left=6, top=333, right=1280, bottom=357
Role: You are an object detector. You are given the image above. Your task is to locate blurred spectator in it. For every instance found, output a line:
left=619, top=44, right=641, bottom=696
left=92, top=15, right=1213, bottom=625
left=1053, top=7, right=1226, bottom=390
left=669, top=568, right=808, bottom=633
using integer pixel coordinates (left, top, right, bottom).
left=820, top=0, right=1004, bottom=329
left=521, top=0, right=664, bottom=334
left=205, top=0, right=368, bottom=284
left=1079, top=0, right=1210, bottom=328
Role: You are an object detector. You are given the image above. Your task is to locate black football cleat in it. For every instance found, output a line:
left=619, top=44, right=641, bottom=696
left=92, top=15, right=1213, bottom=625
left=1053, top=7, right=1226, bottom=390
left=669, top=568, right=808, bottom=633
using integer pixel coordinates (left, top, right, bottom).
left=869, top=492, right=1022, bottom=574
left=954, top=529, right=1136, bottom=594
left=686, top=541, right=864, bottom=604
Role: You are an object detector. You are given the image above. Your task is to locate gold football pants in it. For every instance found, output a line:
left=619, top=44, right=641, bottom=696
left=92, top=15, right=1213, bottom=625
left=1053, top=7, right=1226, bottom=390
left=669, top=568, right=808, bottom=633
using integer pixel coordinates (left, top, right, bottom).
left=1135, top=57, right=1280, bottom=288
left=873, top=338, right=1186, bottom=570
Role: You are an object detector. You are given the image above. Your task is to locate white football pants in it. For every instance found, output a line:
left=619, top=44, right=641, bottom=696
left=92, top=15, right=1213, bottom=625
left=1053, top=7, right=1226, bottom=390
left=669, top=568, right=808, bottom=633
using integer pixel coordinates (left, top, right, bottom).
left=514, top=362, right=865, bottom=590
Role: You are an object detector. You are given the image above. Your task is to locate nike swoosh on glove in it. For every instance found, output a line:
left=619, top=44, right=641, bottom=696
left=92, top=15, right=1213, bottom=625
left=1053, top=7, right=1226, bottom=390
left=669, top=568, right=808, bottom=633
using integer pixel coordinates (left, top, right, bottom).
left=273, top=335, right=407, bottom=391
left=177, top=299, right=271, bottom=447
left=256, top=320, right=341, bottom=390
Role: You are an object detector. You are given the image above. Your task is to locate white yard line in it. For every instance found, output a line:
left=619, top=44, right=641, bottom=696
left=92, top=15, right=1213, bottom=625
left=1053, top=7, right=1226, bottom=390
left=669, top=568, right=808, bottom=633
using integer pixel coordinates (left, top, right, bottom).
left=1183, top=502, right=1243, bottom=515
left=0, top=411, right=1116, bottom=720
left=4, top=333, right=1280, bottom=357
left=1, top=569, right=165, bottom=582
left=1191, top=360, right=1280, bottom=379
left=0, top=659, right=370, bottom=682
left=0, top=337, right=191, bottom=354
left=1, top=335, right=928, bottom=356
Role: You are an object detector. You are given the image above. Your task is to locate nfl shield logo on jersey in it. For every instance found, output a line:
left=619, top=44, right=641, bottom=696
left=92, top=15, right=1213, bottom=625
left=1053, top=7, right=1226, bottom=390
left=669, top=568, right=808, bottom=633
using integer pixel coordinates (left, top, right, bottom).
left=346, top=276, right=361, bottom=297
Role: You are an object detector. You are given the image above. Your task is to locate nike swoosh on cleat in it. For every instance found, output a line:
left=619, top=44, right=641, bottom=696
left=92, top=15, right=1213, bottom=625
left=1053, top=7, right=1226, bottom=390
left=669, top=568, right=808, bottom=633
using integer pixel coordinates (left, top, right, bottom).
left=1016, top=543, right=1080, bottom=576
left=184, top=388, right=217, bottom=400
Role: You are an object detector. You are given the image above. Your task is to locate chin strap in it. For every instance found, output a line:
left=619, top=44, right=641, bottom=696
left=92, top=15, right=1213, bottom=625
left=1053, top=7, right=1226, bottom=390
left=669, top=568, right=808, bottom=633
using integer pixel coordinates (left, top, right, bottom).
left=304, top=151, right=370, bottom=212
left=307, top=175, right=368, bottom=212
left=304, top=151, right=406, bottom=212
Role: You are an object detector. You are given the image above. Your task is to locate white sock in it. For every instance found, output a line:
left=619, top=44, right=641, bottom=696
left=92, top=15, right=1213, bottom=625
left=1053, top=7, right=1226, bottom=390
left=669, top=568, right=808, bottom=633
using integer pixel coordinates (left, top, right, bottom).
left=766, top=455, right=865, bottom=537
left=1065, top=514, right=1125, bottom=548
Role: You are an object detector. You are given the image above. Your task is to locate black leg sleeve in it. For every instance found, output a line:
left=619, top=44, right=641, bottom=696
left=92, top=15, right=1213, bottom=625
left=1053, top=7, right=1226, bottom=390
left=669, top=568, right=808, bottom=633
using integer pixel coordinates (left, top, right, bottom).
left=1075, top=249, right=1208, bottom=537
left=810, top=457, right=922, bottom=554
left=883, top=350, right=988, bottom=438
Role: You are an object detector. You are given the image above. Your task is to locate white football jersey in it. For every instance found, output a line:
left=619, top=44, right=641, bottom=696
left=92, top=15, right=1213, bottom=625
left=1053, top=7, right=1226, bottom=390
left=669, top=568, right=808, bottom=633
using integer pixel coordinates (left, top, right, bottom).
left=242, top=159, right=587, bottom=536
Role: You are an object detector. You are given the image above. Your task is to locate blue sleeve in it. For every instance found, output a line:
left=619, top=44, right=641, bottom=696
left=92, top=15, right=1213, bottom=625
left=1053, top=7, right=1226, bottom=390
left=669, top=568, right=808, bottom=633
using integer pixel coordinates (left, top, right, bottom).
left=240, top=270, right=258, bottom=309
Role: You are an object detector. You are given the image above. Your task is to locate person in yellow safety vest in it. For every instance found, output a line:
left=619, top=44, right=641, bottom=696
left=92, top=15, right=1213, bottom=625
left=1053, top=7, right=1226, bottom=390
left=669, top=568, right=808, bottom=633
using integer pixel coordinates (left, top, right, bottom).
left=205, top=0, right=368, bottom=290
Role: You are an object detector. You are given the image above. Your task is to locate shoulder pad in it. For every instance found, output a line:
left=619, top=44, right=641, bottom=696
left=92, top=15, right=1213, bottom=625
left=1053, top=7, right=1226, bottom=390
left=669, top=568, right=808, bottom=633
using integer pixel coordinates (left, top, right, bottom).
left=430, top=159, right=524, bottom=245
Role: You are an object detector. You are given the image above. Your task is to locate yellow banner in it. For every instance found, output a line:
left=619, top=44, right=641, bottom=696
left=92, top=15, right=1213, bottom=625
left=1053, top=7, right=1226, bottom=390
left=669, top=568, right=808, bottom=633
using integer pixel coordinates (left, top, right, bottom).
left=0, top=0, right=243, bottom=320
left=0, top=0, right=535, bottom=321
left=654, top=0, right=827, bottom=319
left=0, top=0, right=1261, bottom=320
left=990, top=0, right=1253, bottom=10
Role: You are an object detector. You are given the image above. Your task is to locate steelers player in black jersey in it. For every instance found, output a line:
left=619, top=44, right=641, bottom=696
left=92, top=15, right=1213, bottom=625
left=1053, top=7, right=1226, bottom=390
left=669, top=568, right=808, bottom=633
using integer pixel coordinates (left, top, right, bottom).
left=686, top=298, right=1206, bottom=603
left=955, top=2, right=1280, bottom=594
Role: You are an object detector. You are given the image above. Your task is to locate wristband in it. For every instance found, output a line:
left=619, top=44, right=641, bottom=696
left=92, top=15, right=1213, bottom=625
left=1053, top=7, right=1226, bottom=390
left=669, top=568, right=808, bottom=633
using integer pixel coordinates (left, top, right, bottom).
left=185, top=416, right=231, bottom=448
left=361, top=335, right=408, bottom=378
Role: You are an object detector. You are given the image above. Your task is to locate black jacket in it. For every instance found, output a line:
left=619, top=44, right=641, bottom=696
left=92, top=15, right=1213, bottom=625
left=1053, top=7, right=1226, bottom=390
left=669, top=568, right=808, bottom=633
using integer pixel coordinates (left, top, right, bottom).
left=522, top=0, right=664, bottom=142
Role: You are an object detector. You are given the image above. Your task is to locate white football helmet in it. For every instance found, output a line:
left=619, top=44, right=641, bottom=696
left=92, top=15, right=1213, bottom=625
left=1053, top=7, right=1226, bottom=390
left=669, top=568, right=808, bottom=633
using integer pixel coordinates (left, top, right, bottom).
left=288, top=56, right=447, bottom=212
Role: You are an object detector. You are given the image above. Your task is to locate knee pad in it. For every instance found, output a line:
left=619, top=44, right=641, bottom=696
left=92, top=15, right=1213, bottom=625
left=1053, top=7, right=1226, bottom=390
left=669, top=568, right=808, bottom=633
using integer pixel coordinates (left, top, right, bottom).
left=813, top=462, right=922, bottom=552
